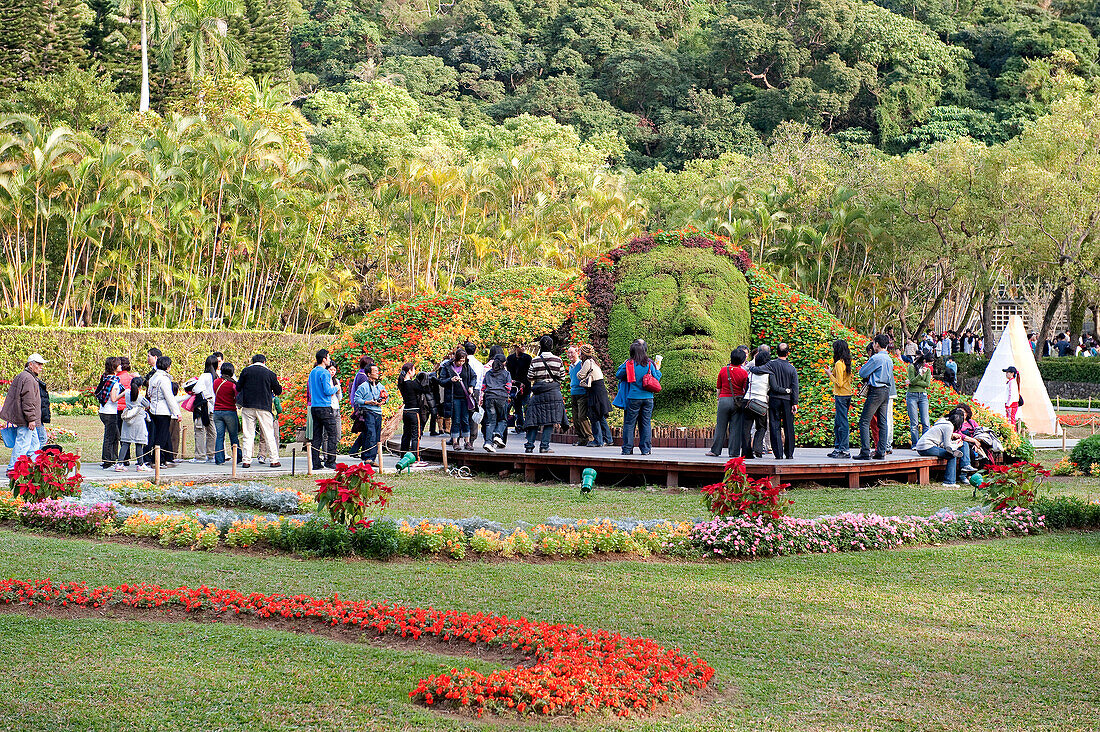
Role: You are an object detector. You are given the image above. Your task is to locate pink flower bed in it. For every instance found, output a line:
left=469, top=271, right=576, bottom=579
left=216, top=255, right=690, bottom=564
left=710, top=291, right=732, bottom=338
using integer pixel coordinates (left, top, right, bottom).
left=18, top=500, right=116, bottom=535
left=691, top=508, right=1044, bottom=559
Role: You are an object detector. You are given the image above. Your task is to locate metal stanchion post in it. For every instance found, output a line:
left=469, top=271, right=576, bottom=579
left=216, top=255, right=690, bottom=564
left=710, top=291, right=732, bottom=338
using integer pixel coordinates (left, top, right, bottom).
left=291, top=448, right=296, bottom=476
left=232, top=445, right=238, bottom=478
left=306, top=441, right=312, bottom=475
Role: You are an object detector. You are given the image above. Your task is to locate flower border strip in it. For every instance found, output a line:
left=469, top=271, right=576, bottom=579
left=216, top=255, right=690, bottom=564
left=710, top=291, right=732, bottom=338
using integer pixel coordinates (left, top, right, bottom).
left=0, top=579, right=714, bottom=719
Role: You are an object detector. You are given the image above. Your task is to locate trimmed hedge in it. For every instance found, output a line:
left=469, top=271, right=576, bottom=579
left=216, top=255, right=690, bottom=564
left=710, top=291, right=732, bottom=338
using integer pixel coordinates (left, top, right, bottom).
left=472, top=266, right=569, bottom=293
left=949, top=352, right=1100, bottom=384
left=0, top=327, right=329, bottom=390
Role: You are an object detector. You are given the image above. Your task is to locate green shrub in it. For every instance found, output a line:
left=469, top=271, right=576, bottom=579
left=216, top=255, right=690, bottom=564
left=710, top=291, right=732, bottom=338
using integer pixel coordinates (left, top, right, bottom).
left=472, top=267, right=568, bottom=293
left=351, top=518, right=400, bottom=559
left=1036, top=358, right=1100, bottom=384
left=1069, top=434, right=1100, bottom=474
left=289, top=518, right=354, bottom=557
left=1033, top=495, right=1100, bottom=530
left=0, top=326, right=328, bottom=390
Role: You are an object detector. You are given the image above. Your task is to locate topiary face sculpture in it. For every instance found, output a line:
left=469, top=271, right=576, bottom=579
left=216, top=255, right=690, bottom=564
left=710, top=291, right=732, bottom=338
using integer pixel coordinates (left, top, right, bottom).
left=608, top=244, right=750, bottom=424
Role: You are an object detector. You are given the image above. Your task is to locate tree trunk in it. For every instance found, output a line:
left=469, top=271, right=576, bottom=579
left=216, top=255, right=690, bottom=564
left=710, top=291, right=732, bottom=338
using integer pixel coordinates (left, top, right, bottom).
left=911, top=282, right=953, bottom=341
left=1034, top=284, right=1066, bottom=360
left=140, top=3, right=150, bottom=113
left=981, top=288, right=994, bottom=353
left=1067, top=285, right=1088, bottom=354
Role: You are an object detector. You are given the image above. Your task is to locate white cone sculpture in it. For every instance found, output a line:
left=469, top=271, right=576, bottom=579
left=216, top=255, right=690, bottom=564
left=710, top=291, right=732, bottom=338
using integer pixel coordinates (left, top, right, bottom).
left=972, top=315, right=1061, bottom=435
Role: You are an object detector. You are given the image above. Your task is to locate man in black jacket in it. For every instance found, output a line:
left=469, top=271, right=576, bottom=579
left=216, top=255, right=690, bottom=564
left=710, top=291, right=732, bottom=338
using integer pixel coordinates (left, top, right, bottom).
left=763, top=342, right=799, bottom=459
left=506, top=344, right=533, bottom=432
left=237, top=354, right=283, bottom=468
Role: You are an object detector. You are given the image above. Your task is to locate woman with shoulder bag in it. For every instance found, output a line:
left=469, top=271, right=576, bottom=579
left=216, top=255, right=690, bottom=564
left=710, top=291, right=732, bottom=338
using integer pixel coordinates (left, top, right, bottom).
left=708, top=347, right=749, bottom=458
left=615, top=339, right=662, bottom=456
left=826, top=339, right=854, bottom=458
left=439, top=348, right=477, bottom=450
left=577, top=344, right=612, bottom=447
left=523, top=336, right=567, bottom=453
left=743, top=350, right=771, bottom=459
left=212, top=362, right=241, bottom=465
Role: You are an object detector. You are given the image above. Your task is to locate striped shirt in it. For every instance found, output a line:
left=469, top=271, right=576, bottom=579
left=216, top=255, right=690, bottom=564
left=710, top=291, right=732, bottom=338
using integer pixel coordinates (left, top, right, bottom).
left=527, top=352, right=566, bottom=383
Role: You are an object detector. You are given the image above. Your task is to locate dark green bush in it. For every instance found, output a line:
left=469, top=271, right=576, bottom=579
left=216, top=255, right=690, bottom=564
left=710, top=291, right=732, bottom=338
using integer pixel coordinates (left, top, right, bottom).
left=1036, top=358, right=1100, bottom=384
left=1069, top=434, right=1100, bottom=474
left=1033, top=495, right=1100, bottom=530
left=281, top=517, right=354, bottom=557
left=351, top=518, right=400, bottom=559
left=0, top=326, right=328, bottom=390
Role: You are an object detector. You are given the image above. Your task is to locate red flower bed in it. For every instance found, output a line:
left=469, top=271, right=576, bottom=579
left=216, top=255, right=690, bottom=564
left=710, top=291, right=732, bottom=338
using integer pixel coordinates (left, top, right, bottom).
left=0, top=579, right=714, bottom=718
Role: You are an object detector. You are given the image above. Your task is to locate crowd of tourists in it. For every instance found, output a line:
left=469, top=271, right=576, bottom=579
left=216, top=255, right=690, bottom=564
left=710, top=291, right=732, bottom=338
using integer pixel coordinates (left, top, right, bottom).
left=1040, top=331, right=1100, bottom=357
left=383, top=336, right=658, bottom=457
left=2, top=327, right=1026, bottom=480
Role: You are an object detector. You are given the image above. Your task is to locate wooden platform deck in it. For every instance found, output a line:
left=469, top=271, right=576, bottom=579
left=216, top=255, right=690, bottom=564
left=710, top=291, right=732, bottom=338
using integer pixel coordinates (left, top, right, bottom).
left=393, top=435, right=944, bottom=489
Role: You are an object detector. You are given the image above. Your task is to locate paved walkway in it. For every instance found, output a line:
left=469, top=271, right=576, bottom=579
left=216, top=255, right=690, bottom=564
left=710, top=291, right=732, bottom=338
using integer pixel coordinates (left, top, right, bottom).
left=80, top=451, right=439, bottom=483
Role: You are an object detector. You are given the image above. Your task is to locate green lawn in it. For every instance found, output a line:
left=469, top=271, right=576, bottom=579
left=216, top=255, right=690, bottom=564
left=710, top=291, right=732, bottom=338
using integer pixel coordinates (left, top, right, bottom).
left=1, top=529, right=1097, bottom=731
left=3, top=416, right=1098, bottom=731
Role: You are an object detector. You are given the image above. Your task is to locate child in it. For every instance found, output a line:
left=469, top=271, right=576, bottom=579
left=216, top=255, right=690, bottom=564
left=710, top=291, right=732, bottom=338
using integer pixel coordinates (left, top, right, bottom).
left=119, top=377, right=151, bottom=472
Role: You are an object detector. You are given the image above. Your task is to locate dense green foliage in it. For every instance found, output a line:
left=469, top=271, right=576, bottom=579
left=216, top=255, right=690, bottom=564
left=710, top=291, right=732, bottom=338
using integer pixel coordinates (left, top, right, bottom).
left=1070, top=434, right=1100, bottom=473
left=0, top=326, right=326, bottom=390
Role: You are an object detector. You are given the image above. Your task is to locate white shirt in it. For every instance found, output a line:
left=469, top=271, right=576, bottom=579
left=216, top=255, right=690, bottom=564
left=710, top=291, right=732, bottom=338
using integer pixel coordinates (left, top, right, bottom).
left=330, top=381, right=342, bottom=410
left=147, top=369, right=181, bottom=417
left=467, top=355, right=485, bottom=391
left=1005, top=377, right=1020, bottom=406
left=746, top=369, right=769, bottom=403
left=196, top=372, right=216, bottom=403
left=97, top=376, right=120, bottom=415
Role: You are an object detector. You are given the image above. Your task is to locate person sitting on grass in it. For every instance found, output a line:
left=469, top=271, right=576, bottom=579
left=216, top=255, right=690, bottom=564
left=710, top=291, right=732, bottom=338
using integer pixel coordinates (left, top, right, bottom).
left=913, top=409, right=975, bottom=488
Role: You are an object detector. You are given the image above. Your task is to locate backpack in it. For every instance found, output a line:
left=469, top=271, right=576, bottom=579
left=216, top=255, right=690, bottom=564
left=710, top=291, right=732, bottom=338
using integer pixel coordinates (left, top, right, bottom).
left=94, top=375, right=116, bottom=406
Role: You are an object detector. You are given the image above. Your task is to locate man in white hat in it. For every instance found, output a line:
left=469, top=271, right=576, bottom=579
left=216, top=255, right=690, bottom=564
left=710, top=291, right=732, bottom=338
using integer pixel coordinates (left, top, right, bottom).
left=1, top=354, right=46, bottom=474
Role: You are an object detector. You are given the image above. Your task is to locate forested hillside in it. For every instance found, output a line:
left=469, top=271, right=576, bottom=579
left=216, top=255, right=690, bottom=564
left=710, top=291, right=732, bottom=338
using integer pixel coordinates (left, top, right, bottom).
left=2, top=0, right=1100, bottom=344
left=3, top=0, right=1099, bottom=166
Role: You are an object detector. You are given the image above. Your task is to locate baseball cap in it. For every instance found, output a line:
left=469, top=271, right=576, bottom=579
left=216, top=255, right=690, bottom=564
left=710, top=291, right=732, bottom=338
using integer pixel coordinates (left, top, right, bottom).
left=28, top=354, right=46, bottom=364
left=1002, top=366, right=1018, bottom=374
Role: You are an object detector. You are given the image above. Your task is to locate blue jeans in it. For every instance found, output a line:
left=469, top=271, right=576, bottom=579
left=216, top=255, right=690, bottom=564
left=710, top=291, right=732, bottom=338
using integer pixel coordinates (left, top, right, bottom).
left=906, top=392, right=930, bottom=446
left=834, top=396, right=851, bottom=452
left=361, top=411, right=382, bottom=462
left=483, top=397, right=508, bottom=443
left=213, top=410, right=240, bottom=464
left=450, top=398, right=470, bottom=441
left=591, top=416, right=612, bottom=446
left=525, top=425, right=554, bottom=450
left=917, top=445, right=971, bottom=484
left=7, top=425, right=40, bottom=471
left=622, top=398, right=653, bottom=454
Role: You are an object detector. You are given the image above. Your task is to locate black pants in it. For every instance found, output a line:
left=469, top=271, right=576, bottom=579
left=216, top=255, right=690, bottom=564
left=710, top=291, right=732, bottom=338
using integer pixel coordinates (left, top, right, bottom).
left=711, top=397, right=746, bottom=457
left=99, top=413, right=120, bottom=466
left=858, top=385, right=891, bottom=456
left=768, top=399, right=796, bottom=459
left=744, top=409, right=767, bottom=457
left=311, top=406, right=339, bottom=468
left=400, top=410, right=421, bottom=453
left=150, top=414, right=174, bottom=465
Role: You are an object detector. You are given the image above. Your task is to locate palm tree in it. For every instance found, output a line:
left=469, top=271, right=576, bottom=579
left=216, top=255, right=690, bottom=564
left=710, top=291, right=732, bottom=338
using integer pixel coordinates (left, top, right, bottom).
left=161, top=0, right=245, bottom=81
left=118, top=0, right=168, bottom=112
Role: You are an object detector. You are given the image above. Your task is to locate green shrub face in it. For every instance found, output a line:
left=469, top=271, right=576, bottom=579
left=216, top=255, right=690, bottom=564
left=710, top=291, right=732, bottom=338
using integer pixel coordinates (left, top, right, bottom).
left=609, top=245, right=750, bottom=423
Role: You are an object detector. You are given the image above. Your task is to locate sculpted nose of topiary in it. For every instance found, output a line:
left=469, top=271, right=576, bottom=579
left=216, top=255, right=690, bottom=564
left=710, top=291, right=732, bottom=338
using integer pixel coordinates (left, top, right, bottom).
left=677, top=290, right=715, bottom=337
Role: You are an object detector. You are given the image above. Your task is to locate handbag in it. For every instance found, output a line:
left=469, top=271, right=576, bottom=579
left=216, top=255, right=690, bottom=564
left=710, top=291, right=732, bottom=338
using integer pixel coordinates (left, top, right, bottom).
left=746, top=399, right=768, bottom=416
left=180, top=394, right=196, bottom=412
left=612, top=381, right=627, bottom=410
left=1018, top=396, right=1024, bottom=406
left=856, top=380, right=869, bottom=399
left=627, top=361, right=662, bottom=394
left=0, top=425, right=15, bottom=449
